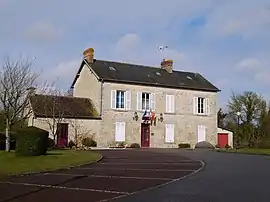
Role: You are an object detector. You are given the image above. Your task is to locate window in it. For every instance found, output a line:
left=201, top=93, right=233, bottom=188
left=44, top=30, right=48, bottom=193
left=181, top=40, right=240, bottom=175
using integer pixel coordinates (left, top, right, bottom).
left=115, top=122, right=125, bottom=142
left=166, top=95, right=175, bottom=113
left=197, top=125, right=206, bottom=142
left=111, top=90, right=131, bottom=110
left=198, top=97, right=205, bottom=114
left=142, top=93, right=150, bottom=110
left=116, top=90, right=125, bottom=109
left=137, top=92, right=155, bottom=111
left=194, top=97, right=209, bottom=115
left=165, top=124, right=175, bottom=143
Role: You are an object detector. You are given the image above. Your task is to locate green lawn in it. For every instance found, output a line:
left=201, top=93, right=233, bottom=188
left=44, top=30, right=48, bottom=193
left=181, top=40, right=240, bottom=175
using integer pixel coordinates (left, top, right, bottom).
left=0, top=150, right=101, bottom=179
left=219, top=148, right=270, bottom=155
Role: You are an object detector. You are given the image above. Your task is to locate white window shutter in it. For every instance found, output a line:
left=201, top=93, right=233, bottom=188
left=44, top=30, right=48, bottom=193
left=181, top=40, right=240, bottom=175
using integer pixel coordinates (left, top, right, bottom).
left=193, top=97, right=198, bottom=114
left=125, top=91, right=131, bottom=110
left=111, top=90, right=116, bottom=109
left=165, top=124, right=175, bottom=143
left=206, top=98, right=210, bottom=115
left=150, top=93, right=156, bottom=111
left=121, top=122, right=126, bottom=141
left=115, top=122, right=120, bottom=141
left=171, top=95, right=175, bottom=113
left=165, top=124, right=170, bottom=142
left=166, top=95, right=169, bottom=113
left=115, top=122, right=125, bottom=142
left=170, top=124, right=175, bottom=142
left=137, top=92, right=142, bottom=111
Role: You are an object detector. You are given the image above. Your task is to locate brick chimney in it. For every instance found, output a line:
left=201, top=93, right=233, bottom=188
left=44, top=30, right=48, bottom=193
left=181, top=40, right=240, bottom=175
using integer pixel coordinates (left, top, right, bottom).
left=161, top=59, right=173, bottom=73
left=83, top=48, right=94, bottom=63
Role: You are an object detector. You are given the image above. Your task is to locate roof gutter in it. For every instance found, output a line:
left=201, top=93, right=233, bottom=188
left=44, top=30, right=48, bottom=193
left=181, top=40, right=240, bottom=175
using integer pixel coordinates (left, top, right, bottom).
left=100, top=79, right=104, bottom=117
left=101, top=78, right=221, bottom=93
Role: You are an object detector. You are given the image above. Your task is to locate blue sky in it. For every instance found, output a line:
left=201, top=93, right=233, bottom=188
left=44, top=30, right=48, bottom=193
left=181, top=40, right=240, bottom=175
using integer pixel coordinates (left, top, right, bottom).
left=1, top=0, right=270, bottom=109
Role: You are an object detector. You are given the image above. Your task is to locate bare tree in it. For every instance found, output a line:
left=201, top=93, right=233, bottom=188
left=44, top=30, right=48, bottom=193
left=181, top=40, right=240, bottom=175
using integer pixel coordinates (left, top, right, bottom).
left=217, top=108, right=227, bottom=128
left=37, top=84, right=66, bottom=142
left=0, top=57, right=38, bottom=151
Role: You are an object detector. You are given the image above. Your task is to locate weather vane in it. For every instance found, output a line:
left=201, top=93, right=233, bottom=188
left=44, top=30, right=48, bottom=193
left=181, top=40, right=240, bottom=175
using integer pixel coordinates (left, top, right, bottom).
left=158, top=45, right=169, bottom=60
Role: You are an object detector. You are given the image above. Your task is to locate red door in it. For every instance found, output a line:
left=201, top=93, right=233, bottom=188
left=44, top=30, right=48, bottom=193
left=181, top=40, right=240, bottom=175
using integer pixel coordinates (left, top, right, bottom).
left=57, top=123, right=68, bottom=147
left=218, top=133, right=228, bottom=148
left=141, top=123, right=150, bottom=147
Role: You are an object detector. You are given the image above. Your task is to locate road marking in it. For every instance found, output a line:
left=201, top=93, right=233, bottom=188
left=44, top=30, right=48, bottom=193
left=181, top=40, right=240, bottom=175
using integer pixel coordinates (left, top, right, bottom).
left=99, top=160, right=205, bottom=202
left=44, top=173, right=173, bottom=181
left=76, top=167, right=196, bottom=172
left=97, top=162, right=201, bottom=165
left=0, top=181, right=129, bottom=195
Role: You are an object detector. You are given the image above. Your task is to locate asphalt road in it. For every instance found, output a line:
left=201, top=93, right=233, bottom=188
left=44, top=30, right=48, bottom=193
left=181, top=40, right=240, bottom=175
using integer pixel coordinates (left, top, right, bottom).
left=0, top=149, right=202, bottom=202
left=1, top=149, right=270, bottom=202
left=114, top=149, right=270, bottom=202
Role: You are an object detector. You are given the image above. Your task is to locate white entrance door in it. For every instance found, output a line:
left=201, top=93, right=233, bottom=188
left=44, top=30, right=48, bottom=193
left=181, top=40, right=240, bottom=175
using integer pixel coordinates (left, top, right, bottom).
left=197, top=125, right=206, bottom=142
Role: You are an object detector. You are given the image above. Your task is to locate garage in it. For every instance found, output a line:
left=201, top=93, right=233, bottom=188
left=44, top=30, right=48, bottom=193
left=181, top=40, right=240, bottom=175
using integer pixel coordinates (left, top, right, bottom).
left=217, top=128, right=233, bottom=148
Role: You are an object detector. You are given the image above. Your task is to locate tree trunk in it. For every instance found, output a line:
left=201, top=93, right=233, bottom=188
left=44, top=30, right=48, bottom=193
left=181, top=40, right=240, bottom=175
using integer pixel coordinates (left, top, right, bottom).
left=5, top=119, right=10, bottom=152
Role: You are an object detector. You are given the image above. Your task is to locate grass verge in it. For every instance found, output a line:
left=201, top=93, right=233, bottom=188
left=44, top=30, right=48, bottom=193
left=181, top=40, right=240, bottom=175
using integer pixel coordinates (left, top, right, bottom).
left=0, top=149, right=101, bottom=179
left=218, top=148, right=270, bottom=155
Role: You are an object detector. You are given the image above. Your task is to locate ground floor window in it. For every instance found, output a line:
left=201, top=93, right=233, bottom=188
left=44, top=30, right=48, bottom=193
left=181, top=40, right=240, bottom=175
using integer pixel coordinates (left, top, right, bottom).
left=165, top=124, right=175, bottom=143
left=115, top=122, right=125, bottom=142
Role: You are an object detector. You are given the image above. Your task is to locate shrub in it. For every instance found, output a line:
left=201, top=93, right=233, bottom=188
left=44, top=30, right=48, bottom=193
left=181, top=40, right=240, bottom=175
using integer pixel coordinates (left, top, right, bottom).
left=225, top=144, right=231, bottom=149
left=257, top=141, right=270, bottom=149
left=195, top=141, right=215, bottom=149
left=178, top=143, right=191, bottom=148
left=117, top=141, right=125, bottom=147
left=130, top=143, right=140, bottom=148
left=82, top=137, right=97, bottom=147
left=15, top=126, right=49, bottom=156
left=68, top=140, right=76, bottom=148
left=215, top=144, right=220, bottom=148
left=47, top=138, right=55, bottom=149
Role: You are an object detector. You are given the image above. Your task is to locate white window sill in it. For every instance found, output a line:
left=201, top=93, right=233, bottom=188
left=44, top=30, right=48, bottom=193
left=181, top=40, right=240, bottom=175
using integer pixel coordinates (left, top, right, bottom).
left=195, top=113, right=208, bottom=116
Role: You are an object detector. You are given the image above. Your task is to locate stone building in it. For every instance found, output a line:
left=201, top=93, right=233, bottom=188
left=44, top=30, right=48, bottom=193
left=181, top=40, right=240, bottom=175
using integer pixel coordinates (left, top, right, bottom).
left=28, top=47, right=220, bottom=148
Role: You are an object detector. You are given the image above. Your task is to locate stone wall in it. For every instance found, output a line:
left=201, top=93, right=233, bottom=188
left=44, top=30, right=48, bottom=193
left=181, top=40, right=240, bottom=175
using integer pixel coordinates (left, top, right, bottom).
left=99, top=82, right=218, bottom=148
left=29, top=116, right=101, bottom=145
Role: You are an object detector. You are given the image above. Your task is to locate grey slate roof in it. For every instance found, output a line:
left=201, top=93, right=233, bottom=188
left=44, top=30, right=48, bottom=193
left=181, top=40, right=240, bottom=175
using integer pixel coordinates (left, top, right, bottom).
left=29, top=94, right=101, bottom=119
left=71, top=59, right=220, bottom=92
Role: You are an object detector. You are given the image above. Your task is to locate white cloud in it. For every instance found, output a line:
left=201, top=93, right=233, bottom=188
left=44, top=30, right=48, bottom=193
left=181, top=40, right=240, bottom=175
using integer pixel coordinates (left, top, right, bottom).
left=236, top=58, right=262, bottom=72
left=40, top=60, right=80, bottom=87
left=24, top=22, right=64, bottom=41
left=236, top=57, right=270, bottom=85
left=112, top=34, right=190, bottom=71
left=204, top=1, right=270, bottom=38
left=114, top=34, right=141, bottom=57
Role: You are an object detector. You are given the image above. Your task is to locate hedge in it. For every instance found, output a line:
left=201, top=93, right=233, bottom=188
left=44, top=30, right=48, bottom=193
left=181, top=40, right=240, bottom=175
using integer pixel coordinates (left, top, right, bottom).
left=82, top=137, right=97, bottom=147
left=15, top=126, right=49, bottom=156
left=178, top=143, right=191, bottom=148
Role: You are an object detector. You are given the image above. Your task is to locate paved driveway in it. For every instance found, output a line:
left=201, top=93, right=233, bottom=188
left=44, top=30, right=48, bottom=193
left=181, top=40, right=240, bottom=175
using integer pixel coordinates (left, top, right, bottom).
left=115, top=149, right=270, bottom=202
left=0, top=149, right=202, bottom=202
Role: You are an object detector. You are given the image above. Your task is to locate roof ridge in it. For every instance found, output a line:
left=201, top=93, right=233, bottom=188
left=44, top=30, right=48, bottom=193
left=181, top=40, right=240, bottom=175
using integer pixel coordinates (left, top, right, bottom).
left=96, top=59, right=200, bottom=74
left=33, top=94, right=92, bottom=101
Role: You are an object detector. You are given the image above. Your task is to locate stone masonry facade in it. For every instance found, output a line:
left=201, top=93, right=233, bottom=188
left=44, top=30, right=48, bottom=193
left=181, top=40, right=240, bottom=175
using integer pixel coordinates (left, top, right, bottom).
left=73, top=64, right=218, bottom=148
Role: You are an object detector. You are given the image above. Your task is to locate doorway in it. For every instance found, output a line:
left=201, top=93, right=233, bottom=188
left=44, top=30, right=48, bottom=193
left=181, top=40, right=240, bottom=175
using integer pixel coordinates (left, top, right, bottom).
left=141, top=123, right=150, bottom=147
left=57, top=123, right=68, bottom=147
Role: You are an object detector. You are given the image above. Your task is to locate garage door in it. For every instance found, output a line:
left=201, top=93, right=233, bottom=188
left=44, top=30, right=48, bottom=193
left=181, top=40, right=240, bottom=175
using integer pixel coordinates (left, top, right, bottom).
left=218, top=133, right=228, bottom=148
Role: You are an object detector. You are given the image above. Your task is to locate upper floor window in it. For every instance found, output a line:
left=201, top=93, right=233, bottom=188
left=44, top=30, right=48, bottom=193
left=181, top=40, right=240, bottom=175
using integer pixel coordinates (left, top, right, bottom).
left=198, top=97, right=205, bottom=114
left=137, top=92, right=155, bottom=111
left=194, top=97, right=209, bottom=115
left=142, top=93, right=150, bottom=110
left=166, top=94, right=175, bottom=113
left=111, top=90, right=131, bottom=110
left=116, top=90, right=125, bottom=109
